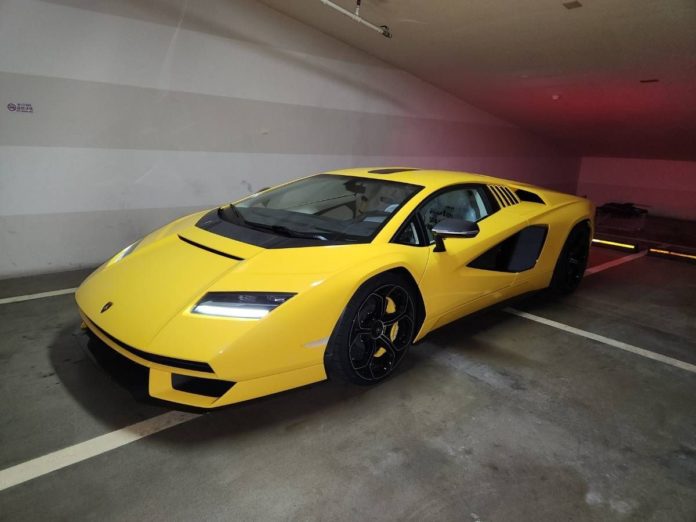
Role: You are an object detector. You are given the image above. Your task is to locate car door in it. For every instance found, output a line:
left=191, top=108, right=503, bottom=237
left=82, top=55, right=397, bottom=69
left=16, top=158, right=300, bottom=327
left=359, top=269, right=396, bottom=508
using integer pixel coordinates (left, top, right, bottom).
left=396, top=184, right=531, bottom=328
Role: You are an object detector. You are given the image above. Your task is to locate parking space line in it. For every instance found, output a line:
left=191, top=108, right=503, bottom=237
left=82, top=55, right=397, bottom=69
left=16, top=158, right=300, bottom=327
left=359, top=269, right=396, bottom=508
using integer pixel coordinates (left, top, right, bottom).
left=584, top=251, right=646, bottom=275
left=0, top=288, right=78, bottom=305
left=0, top=245, right=668, bottom=490
left=0, top=411, right=200, bottom=492
left=505, top=308, right=696, bottom=374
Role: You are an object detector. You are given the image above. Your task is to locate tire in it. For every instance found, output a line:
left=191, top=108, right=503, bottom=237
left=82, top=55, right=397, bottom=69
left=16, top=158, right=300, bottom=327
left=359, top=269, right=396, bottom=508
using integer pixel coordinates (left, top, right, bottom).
left=325, top=272, right=417, bottom=385
left=549, top=221, right=591, bottom=294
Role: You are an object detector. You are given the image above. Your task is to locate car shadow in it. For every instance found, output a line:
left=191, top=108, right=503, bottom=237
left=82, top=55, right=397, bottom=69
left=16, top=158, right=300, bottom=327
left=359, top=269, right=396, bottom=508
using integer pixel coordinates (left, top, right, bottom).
left=49, top=322, right=374, bottom=433
left=49, top=293, right=545, bottom=443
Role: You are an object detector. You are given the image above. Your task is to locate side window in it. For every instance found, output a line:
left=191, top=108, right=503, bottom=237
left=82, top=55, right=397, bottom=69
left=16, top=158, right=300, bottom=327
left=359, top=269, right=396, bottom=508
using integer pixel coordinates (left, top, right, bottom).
left=418, top=186, right=491, bottom=243
left=394, top=218, right=420, bottom=245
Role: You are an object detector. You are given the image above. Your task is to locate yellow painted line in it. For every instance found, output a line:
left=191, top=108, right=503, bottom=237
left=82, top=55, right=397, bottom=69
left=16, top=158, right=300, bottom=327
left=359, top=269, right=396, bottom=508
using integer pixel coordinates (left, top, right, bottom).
left=649, top=248, right=696, bottom=261
left=592, top=238, right=637, bottom=250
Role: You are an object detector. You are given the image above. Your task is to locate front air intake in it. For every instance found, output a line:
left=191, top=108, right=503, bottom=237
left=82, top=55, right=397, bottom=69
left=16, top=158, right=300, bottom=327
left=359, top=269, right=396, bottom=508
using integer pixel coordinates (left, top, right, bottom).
left=171, top=374, right=235, bottom=397
left=515, top=189, right=545, bottom=204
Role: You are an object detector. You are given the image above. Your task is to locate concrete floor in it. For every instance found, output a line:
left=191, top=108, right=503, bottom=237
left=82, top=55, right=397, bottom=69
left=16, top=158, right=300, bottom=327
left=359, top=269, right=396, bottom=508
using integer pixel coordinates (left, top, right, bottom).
left=1, top=248, right=695, bottom=521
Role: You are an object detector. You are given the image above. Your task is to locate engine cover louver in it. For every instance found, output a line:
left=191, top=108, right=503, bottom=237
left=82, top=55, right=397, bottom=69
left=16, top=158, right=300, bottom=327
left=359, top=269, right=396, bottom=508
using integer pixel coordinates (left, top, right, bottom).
left=489, top=185, right=520, bottom=208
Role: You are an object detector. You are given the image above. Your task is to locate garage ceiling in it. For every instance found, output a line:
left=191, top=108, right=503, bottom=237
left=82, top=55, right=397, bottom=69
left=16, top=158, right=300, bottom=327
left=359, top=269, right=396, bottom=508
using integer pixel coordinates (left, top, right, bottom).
left=259, top=0, right=696, bottom=160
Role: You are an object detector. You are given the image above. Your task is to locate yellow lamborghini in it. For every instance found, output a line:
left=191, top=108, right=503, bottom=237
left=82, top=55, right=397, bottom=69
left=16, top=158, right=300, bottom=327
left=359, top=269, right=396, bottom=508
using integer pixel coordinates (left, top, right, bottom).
left=76, top=168, right=594, bottom=408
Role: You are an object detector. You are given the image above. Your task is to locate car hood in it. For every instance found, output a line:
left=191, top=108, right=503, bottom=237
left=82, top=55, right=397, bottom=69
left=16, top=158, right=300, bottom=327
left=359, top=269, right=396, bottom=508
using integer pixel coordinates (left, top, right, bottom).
left=76, top=211, right=375, bottom=349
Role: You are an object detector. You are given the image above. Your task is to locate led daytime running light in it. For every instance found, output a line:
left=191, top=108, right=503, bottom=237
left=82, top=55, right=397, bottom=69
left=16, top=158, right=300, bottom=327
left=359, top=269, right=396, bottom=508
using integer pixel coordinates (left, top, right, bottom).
left=192, top=292, right=295, bottom=319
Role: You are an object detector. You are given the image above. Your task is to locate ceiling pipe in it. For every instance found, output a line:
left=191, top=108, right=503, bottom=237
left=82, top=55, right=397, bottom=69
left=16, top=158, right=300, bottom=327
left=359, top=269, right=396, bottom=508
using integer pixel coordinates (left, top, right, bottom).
left=319, top=0, right=392, bottom=38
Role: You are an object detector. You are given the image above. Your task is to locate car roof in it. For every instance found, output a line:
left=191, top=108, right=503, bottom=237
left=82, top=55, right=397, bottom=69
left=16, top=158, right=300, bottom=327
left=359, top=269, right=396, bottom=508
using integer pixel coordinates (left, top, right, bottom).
left=322, top=167, right=514, bottom=190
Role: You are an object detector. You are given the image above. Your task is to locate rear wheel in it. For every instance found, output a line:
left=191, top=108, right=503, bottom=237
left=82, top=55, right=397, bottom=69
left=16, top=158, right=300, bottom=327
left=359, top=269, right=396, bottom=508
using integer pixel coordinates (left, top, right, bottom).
left=549, top=222, right=591, bottom=294
left=325, top=273, right=417, bottom=385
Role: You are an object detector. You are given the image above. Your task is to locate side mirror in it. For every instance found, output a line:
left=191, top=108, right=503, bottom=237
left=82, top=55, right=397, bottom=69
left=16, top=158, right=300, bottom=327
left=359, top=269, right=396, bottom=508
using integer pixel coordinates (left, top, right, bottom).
left=432, top=218, right=479, bottom=252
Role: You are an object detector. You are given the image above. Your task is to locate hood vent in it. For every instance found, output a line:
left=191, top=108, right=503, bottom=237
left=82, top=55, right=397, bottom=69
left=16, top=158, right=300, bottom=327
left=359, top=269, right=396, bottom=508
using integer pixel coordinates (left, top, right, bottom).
left=178, top=235, right=244, bottom=261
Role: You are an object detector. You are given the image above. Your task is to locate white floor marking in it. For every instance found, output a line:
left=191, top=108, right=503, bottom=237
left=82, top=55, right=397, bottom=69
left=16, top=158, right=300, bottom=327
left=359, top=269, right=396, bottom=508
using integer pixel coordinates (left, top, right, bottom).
left=505, top=308, right=696, bottom=374
left=584, top=251, right=646, bottom=275
left=0, top=246, right=673, bottom=489
left=0, top=287, right=77, bottom=305
left=0, top=411, right=200, bottom=491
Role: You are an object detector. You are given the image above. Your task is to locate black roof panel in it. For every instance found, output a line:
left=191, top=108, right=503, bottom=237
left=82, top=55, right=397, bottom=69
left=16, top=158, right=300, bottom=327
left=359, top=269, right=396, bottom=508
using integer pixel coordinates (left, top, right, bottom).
left=367, top=168, right=420, bottom=175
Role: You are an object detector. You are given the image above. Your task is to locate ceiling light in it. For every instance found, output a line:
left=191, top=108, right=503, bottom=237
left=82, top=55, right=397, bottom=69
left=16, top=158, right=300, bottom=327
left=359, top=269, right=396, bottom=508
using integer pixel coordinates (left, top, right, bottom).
left=640, top=78, right=659, bottom=83
left=319, top=0, right=392, bottom=38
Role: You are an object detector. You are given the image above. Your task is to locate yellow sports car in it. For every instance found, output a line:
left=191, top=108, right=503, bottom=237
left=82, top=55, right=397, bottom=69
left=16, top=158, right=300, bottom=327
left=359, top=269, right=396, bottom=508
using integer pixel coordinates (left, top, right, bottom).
left=76, top=168, right=593, bottom=408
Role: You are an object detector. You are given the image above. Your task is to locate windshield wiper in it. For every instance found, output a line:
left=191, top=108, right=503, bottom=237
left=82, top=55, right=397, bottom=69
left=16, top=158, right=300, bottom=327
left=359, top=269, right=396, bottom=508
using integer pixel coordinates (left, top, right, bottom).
left=217, top=204, right=247, bottom=225
left=244, top=221, right=327, bottom=241
left=218, top=206, right=327, bottom=240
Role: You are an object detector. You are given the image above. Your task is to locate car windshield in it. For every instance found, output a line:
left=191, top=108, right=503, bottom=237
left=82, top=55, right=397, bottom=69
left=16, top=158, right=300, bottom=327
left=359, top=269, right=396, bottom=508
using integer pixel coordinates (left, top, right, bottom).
left=220, top=174, right=423, bottom=243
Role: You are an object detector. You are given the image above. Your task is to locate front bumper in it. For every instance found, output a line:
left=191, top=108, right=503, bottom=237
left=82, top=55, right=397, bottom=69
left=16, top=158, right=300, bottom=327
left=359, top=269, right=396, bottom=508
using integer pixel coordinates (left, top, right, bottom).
left=79, top=311, right=326, bottom=409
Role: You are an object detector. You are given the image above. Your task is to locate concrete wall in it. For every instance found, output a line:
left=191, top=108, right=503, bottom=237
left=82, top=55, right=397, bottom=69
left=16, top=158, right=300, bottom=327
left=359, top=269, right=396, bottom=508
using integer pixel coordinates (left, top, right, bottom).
left=578, top=157, right=696, bottom=220
left=0, top=0, right=579, bottom=278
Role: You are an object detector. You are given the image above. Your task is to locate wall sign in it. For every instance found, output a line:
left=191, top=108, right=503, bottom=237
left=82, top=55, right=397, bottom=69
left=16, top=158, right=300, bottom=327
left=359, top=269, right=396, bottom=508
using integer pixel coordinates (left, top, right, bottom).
left=7, top=103, right=33, bottom=113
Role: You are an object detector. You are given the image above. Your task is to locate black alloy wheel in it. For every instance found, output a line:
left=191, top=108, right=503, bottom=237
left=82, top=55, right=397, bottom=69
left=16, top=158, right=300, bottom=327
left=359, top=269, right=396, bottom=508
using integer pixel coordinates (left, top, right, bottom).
left=326, top=273, right=417, bottom=385
left=348, top=284, right=415, bottom=381
left=550, top=222, right=591, bottom=294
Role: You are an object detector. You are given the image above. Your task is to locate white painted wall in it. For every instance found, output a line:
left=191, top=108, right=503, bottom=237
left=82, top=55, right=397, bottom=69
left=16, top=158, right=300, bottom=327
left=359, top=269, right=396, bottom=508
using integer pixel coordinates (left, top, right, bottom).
left=578, top=157, right=696, bottom=220
left=0, top=0, right=579, bottom=277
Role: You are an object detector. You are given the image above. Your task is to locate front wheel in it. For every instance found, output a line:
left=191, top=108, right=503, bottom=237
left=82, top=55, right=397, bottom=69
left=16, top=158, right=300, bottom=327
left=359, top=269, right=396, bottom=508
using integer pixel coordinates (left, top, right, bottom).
left=549, top=222, right=591, bottom=294
left=325, top=273, right=417, bottom=385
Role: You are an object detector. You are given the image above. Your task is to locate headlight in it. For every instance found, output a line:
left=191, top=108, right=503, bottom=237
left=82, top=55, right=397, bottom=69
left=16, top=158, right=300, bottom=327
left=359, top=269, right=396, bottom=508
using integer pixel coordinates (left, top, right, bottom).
left=111, top=240, right=141, bottom=264
left=192, top=292, right=295, bottom=319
